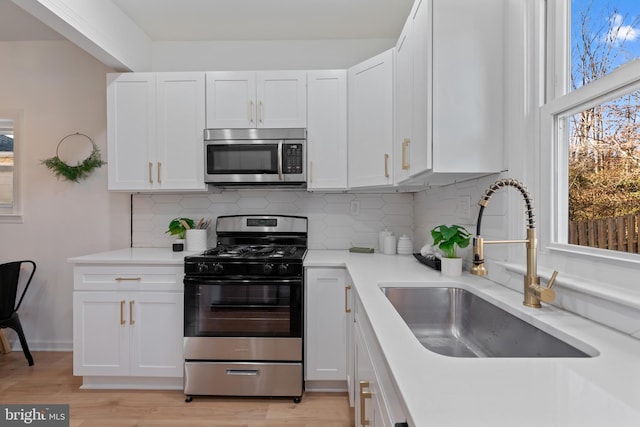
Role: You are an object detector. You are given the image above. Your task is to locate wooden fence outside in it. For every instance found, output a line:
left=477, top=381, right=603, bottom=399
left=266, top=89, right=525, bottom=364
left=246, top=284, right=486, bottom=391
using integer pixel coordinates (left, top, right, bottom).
left=569, top=214, right=639, bottom=253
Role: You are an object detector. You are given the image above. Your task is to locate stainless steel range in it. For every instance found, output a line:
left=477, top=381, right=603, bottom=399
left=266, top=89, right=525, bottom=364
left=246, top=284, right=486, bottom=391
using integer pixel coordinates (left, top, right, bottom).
left=183, top=215, right=307, bottom=403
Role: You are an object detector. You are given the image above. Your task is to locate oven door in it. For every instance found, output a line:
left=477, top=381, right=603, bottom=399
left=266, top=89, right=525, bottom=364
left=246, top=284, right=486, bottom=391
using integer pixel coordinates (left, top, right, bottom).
left=184, top=276, right=302, bottom=339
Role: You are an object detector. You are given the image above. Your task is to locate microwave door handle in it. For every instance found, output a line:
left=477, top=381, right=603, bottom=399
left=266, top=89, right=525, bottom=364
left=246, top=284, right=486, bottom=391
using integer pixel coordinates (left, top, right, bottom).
left=277, top=141, right=283, bottom=181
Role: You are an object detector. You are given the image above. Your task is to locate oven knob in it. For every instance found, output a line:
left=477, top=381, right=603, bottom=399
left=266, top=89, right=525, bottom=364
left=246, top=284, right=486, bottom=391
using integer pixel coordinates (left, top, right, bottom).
left=278, top=263, right=289, bottom=274
left=263, top=263, right=274, bottom=274
left=197, top=262, right=209, bottom=273
left=213, top=263, right=224, bottom=273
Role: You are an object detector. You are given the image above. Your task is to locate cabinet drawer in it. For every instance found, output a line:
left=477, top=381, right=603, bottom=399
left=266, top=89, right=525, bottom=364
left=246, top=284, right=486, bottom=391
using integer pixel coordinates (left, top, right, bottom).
left=74, top=265, right=183, bottom=291
left=184, top=362, right=302, bottom=397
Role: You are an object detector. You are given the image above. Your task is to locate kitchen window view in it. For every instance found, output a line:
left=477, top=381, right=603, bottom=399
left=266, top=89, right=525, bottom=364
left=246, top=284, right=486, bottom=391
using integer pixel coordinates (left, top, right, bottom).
left=554, top=0, right=640, bottom=255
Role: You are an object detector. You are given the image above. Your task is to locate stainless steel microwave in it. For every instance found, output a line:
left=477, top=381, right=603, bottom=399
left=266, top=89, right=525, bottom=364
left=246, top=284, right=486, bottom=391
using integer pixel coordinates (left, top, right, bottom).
left=204, top=128, right=306, bottom=187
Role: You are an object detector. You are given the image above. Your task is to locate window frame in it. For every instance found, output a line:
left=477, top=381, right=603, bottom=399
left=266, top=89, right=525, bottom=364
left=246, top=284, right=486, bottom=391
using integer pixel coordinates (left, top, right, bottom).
left=0, top=108, right=23, bottom=223
left=540, top=0, right=640, bottom=266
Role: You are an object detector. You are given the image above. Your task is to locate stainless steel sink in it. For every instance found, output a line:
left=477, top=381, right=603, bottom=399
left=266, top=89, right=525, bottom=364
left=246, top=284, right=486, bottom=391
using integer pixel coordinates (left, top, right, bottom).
left=381, top=286, right=592, bottom=358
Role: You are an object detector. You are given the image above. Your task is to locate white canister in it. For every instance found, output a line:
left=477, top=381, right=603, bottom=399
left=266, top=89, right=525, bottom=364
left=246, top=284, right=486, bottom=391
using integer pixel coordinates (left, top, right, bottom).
left=378, top=229, right=392, bottom=252
left=383, top=234, right=397, bottom=255
left=186, top=229, right=208, bottom=252
left=397, top=235, right=413, bottom=255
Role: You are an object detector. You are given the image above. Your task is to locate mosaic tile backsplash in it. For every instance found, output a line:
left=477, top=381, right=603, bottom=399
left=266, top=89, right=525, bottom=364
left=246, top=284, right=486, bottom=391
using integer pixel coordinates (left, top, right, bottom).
left=132, top=190, right=414, bottom=250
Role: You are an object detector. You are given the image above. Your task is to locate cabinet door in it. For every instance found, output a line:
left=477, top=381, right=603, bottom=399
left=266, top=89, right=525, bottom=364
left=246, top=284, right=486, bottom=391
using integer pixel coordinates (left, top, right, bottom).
left=307, top=70, right=348, bottom=190
left=305, top=268, right=347, bottom=381
left=346, top=275, right=355, bottom=407
left=73, top=292, right=130, bottom=376
left=257, top=71, right=307, bottom=128
left=107, top=73, right=156, bottom=191
left=355, top=322, right=377, bottom=427
left=410, top=0, right=432, bottom=176
left=205, top=71, right=256, bottom=128
left=394, top=19, right=414, bottom=184
left=432, top=0, right=504, bottom=173
left=129, top=292, right=184, bottom=377
left=348, top=49, right=394, bottom=188
left=156, top=72, right=206, bottom=190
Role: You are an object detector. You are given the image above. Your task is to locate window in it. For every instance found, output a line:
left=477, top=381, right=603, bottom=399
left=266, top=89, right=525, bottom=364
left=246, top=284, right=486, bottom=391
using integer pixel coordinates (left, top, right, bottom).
left=543, top=0, right=640, bottom=258
left=0, top=109, right=23, bottom=222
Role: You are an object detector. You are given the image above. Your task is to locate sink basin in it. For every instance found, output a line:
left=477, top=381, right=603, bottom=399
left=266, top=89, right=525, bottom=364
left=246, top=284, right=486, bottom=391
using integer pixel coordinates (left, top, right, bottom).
left=381, top=286, right=592, bottom=358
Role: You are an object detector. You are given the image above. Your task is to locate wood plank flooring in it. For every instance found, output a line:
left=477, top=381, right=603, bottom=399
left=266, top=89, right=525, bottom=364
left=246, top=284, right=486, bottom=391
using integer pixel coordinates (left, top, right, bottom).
left=0, top=352, right=354, bottom=427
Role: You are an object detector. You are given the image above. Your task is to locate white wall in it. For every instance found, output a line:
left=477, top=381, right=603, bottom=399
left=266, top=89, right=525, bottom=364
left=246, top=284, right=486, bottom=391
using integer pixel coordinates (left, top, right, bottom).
left=0, top=40, right=130, bottom=350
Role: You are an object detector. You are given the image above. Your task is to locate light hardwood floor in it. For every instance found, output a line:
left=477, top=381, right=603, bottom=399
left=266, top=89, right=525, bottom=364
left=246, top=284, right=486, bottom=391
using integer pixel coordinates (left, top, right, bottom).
left=0, top=351, right=354, bottom=427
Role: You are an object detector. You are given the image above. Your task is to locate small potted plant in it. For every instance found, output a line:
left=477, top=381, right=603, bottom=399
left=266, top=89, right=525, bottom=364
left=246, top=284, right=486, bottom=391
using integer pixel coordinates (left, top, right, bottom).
left=166, top=217, right=195, bottom=251
left=430, top=224, right=471, bottom=276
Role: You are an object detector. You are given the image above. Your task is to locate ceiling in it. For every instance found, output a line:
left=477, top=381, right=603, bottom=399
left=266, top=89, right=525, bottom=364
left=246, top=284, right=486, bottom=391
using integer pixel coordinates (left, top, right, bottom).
left=0, top=0, right=413, bottom=42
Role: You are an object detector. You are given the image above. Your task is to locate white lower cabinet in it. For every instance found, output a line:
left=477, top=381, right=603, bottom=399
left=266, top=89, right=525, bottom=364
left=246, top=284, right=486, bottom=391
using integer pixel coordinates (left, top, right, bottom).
left=355, top=294, right=407, bottom=427
left=72, top=265, right=184, bottom=389
left=304, top=268, right=349, bottom=390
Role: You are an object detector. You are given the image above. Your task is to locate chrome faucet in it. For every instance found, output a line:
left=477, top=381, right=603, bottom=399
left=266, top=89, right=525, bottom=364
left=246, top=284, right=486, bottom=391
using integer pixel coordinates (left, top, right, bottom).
left=470, top=178, right=558, bottom=308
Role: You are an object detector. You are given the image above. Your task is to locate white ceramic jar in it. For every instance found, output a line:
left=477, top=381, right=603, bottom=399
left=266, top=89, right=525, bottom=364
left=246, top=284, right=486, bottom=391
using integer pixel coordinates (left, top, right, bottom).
left=397, top=235, right=413, bottom=255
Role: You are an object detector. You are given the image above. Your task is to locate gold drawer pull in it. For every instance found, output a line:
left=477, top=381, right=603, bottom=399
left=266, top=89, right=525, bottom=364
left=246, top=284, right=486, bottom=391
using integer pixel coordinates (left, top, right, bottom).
left=384, top=153, right=389, bottom=178
left=402, top=138, right=410, bottom=170
left=129, top=300, right=135, bottom=325
left=115, top=277, right=142, bottom=281
left=345, top=284, right=352, bottom=313
left=120, top=300, right=126, bottom=325
left=359, top=381, right=372, bottom=426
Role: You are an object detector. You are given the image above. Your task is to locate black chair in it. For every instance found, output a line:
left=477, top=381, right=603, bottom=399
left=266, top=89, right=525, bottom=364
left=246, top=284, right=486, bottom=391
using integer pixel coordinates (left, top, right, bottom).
left=0, top=260, right=36, bottom=366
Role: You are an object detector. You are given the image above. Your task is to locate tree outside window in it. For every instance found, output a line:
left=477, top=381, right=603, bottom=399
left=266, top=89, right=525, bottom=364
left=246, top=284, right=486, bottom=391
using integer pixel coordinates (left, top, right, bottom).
left=567, top=0, right=640, bottom=253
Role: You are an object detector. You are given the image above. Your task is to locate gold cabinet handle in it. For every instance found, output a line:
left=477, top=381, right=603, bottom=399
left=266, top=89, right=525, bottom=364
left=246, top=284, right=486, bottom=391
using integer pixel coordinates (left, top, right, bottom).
left=258, top=100, right=263, bottom=124
left=384, top=153, right=390, bottom=178
left=115, top=277, right=142, bottom=281
left=402, top=138, right=410, bottom=170
left=148, top=162, right=153, bottom=184
left=157, top=162, right=162, bottom=184
left=120, top=300, right=126, bottom=325
left=249, top=100, right=254, bottom=124
left=129, top=300, right=135, bottom=325
left=345, top=284, right=352, bottom=313
left=359, top=381, right=372, bottom=426
left=309, top=161, right=313, bottom=184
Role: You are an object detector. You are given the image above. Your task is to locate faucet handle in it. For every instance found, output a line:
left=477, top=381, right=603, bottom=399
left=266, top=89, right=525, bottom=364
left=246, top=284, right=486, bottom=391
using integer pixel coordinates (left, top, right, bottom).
left=546, top=270, right=558, bottom=289
left=536, top=270, right=559, bottom=304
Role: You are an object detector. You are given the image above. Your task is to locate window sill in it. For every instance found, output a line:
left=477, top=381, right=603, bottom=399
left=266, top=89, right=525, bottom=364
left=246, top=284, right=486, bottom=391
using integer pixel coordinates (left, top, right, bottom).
left=547, top=243, right=640, bottom=268
left=0, top=214, right=24, bottom=224
left=500, top=246, right=640, bottom=312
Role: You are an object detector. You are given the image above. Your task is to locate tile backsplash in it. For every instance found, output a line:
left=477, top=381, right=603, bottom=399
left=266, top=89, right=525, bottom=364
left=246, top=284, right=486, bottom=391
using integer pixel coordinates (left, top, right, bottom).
left=132, top=190, right=414, bottom=250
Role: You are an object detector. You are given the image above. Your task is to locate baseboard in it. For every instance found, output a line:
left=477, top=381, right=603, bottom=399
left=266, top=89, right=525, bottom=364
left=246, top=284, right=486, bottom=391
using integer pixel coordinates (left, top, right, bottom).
left=304, top=380, right=348, bottom=392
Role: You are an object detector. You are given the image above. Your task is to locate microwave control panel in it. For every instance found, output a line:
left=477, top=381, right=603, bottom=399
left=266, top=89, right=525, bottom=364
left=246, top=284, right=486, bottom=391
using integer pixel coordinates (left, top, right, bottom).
left=283, top=144, right=304, bottom=174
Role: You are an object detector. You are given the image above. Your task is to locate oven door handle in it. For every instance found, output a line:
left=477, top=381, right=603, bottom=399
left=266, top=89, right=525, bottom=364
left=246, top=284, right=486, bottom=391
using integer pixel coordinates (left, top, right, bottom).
left=184, top=277, right=302, bottom=286
left=226, top=368, right=259, bottom=376
left=277, top=141, right=283, bottom=181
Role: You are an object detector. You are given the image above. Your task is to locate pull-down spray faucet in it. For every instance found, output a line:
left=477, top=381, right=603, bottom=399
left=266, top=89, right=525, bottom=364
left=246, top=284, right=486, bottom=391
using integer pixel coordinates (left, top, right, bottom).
left=470, top=178, right=558, bottom=308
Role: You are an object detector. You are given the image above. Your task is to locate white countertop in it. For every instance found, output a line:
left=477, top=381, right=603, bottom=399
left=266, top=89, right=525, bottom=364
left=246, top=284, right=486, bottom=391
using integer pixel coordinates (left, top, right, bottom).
left=68, top=247, right=197, bottom=265
left=305, top=250, right=640, bottom=427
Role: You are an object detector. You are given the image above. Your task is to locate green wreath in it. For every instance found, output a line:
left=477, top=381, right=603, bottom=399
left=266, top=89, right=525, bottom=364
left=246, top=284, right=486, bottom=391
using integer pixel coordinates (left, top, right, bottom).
left=42, top=133, right=106, bottom=182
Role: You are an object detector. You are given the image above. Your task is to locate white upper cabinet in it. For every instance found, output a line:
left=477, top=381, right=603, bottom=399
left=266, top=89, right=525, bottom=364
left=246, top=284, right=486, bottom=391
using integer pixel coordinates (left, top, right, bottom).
left=431, top=0, right=504, bottom=178
left=394, top=0, right=504, bottom=186
left=206, top=71, right=307, bottom=129
left=306, top=70, right=348, bottom=191
left=107, top=72, right=206, bottom=192
left=348, top=49, right=395, bottom=189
